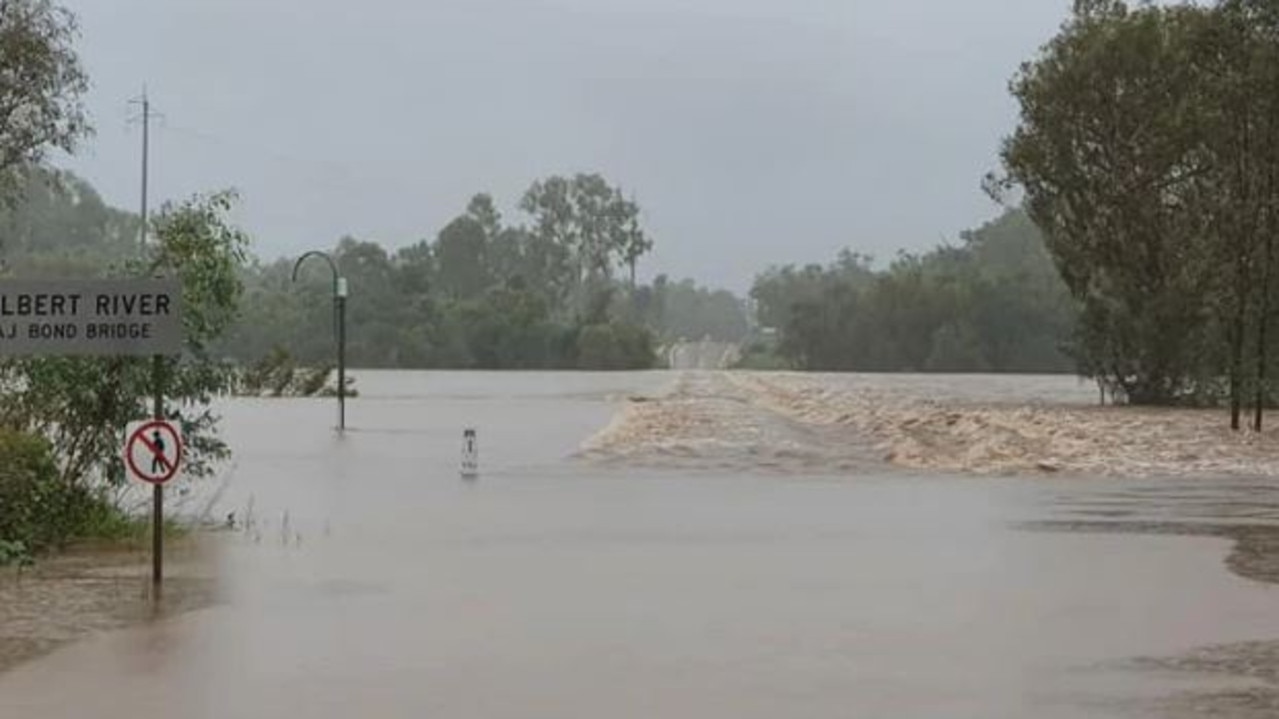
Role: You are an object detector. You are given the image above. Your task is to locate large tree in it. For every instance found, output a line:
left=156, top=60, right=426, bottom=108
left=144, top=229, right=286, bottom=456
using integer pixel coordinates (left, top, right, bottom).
left=996, top=1, right=1224, bottom=405
left=519, top=173, right=650, bottom=314
left=996, top=0, right=1279, bottom=424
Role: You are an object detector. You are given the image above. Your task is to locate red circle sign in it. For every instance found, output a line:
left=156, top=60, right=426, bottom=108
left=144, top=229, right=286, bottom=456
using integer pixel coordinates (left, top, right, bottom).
left=125, top=420, right=183, bottom=485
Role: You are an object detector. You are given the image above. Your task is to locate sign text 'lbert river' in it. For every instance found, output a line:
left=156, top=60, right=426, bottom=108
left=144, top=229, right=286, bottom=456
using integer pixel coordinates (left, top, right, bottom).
left=0, top=279, right=183, bottom=356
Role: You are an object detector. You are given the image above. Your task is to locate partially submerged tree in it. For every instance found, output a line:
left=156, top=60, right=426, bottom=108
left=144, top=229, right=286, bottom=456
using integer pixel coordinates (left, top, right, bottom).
left=995, top=0, right=1279, bottom=424
left=997, top=1, right=1219, bottom=405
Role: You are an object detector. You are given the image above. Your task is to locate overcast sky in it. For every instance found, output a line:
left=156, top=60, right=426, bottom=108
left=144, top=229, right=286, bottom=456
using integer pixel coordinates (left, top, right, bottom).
left=58, top=0, right=1068, bottom=291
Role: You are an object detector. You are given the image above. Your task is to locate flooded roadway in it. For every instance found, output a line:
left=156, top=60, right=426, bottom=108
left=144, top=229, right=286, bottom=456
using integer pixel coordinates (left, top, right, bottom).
left=2, top=371, right=1279, bottom=718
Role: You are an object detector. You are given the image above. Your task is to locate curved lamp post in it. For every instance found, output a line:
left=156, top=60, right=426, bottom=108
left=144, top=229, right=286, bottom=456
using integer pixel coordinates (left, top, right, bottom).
left=292, top=251, right=348, bottom=432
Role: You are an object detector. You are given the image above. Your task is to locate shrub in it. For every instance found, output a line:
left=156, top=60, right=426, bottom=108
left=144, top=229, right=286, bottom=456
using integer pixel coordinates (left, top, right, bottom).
left=0, top=429, right=132, bottom=562
left=576, top=322, right=656, bottom=370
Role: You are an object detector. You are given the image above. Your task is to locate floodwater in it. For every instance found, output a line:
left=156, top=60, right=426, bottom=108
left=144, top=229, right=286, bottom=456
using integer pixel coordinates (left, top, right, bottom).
left=2, top=371, right=1279, bottom=718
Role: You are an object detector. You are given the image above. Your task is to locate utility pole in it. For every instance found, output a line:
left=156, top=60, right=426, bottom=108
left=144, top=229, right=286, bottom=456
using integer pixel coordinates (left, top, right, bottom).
left=140, top=90, right=150, bottom=249
left=130, top=88, right=164, bottom=594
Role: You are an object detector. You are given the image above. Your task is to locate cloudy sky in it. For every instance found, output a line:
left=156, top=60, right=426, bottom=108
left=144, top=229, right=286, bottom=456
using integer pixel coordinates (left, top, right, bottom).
left=58, top=0, right=1068, bottom=291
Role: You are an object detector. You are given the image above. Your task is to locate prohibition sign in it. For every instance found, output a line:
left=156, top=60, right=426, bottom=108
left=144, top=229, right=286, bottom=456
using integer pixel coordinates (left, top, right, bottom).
left=125, top=420, right=184, bottom=485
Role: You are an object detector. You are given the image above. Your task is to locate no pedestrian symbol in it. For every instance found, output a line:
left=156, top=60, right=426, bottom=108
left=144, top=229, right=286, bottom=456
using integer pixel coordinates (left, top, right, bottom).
left=124, top=420, right=184, bottom=485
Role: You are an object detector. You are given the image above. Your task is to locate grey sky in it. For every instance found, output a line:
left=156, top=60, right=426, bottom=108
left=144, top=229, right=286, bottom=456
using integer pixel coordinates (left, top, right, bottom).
left=59, top=0, right=1067, bottom=291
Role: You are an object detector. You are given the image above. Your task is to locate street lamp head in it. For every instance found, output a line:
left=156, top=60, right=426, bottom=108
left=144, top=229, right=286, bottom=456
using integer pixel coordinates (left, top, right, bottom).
left=292, top=250, right=339, bottom=286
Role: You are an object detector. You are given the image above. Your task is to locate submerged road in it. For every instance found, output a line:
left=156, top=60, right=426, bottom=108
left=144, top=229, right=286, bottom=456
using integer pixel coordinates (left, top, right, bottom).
left=2, top=371, right=1278, bottom=718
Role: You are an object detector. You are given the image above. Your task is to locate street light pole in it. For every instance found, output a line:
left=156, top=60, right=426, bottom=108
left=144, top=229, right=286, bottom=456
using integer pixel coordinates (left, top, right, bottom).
left=336, top=276, right=347, bottom=431
left=292, top=251, right=347, bottom=432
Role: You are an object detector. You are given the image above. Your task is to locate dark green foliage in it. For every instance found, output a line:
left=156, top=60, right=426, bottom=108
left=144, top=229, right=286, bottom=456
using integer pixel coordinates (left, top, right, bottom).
left=221, top=179, right=663, bottom=370
left=752, top=209, right=1075, bottom=373
left=733, top=340, right=792, bottom=371
left=575, top=322, right=656, bottom=370
left=627, top=276, right=750, bottom=343
left=0, top=0, right=88, bottom=202
left=2, top=170, right=758, bottom=371
left=997, top=0, right=1279, bottom=420
left=0, top=191, right=248, bottom=490
left=0, top=168, right=137, bottom=270
left=236, top=346, right=346, bottom=397
left=0, top=429, right=132, bottom=563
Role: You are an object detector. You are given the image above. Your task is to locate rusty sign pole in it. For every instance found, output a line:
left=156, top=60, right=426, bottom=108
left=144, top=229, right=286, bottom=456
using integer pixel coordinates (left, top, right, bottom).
left=151, top=356, right=164, bottom=590
left=132, top=87, right=166, bottom=594
left=144, top=92, right=164, bottom=594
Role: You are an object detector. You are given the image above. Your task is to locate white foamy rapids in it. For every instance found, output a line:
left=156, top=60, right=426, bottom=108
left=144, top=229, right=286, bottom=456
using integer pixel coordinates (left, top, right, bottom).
left=580, top=371, right=1279, bottom=478
left=576, top=372, right=880, bottom=473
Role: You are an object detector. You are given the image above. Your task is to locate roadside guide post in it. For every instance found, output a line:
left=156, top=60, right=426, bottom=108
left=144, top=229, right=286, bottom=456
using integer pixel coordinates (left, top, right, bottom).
left=461, top=428, right=479, bottom=479
left=292, top=252, right=348, bottom=432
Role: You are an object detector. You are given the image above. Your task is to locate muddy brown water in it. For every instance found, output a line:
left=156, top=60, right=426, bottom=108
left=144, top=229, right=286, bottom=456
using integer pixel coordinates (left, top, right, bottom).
left=2, top=371, right=1278, bottom=718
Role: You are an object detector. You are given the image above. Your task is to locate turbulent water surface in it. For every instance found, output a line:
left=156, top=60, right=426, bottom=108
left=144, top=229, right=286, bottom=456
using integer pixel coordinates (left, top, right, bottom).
left=2, top=370, right=1278, bottom=718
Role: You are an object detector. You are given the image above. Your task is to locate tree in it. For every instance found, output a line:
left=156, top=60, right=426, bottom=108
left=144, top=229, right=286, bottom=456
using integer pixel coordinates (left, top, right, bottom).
left=465, top=193, right=502, bottom=242
left=996, top=1, right=1222, bottom=405
left=4, top=171, right=666, bottom=372
left=0, top=192, right=248, bottom=488
left=995, top=0, right=1279, bottom=424
left=620, top=210, right=652, bottom=287
left=433, top=216, right=490, bottom=301
left=0, top=167, right=138, bottom=274
left=1210, top=0, right=1279, bottom=429
left=0, top=0, right=89, bottom=199
left=647, top=278, right=750, bottom=342
left=519, top=173, right=651, bottom=314
left=750, top=208, right=1074, bottom=373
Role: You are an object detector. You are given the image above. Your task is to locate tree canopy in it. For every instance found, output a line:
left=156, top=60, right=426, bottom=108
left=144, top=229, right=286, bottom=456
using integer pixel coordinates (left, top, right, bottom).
left=0, top=0, right=88, bottom=201
left=750, top=208, right=1075, bottom=373
left=996, top=0, right=1279, bottom=423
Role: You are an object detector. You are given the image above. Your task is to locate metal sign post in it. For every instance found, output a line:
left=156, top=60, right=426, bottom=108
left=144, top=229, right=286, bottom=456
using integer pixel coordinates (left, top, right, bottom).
left=152, top=361, right=163, bottom=589
left=1, top=279, right=183, bottom=596
left=123, top=412, right=184, bottom=591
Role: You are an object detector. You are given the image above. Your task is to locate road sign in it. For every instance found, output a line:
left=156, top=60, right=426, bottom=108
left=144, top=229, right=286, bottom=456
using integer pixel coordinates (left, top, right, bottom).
left=124, top=420, right=184, bottom=485
left=0, top=279, right=182, bottom=356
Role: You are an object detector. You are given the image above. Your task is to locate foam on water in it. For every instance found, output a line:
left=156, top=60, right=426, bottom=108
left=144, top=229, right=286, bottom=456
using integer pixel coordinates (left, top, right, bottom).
left=579, top=370, right=1279, bottom=478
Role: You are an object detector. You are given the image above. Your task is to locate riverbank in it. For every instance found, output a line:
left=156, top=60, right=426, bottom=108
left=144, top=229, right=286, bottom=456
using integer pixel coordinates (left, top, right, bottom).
left=0, top=536, right=219, bottom=674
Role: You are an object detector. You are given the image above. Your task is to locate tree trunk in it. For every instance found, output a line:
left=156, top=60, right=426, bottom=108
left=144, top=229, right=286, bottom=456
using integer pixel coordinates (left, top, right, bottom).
left=1231, top=305, right=1245, bottom=430
left=1256, top=169, right=1278, bottom=431
left=1255, top=288, right=1269, bottom=431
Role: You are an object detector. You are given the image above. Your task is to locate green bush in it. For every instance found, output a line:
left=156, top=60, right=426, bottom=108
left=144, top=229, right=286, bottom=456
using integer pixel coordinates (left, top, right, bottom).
left=0, top=429, right=133, bottom=563
left=733, top=343, right=792, bottom=370
left=576, top=322, right=656, bottom=370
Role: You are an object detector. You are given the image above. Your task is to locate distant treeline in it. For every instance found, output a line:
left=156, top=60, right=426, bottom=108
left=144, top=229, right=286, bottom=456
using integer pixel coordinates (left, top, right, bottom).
left=746, top=208, right=1075, bottom=373
left=0, top=169, right=1080, bottom=377
left=0, top=169, right=752, bottom=370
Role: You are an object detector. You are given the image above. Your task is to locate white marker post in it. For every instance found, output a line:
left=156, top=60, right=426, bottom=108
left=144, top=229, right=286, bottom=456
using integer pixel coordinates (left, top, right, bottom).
left=461, top=428, right=479, bottom=479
